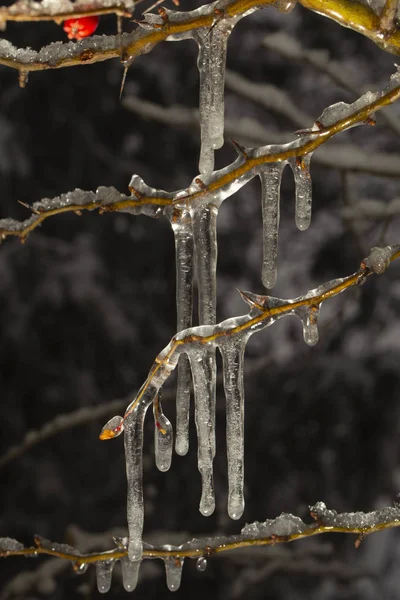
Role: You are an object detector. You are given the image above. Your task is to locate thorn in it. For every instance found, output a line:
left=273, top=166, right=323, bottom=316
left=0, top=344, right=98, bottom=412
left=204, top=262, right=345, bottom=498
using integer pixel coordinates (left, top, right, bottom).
left=231, top=139, right=248, bottom=158
left=74, top=210, right=82, bottom=216
left=354, top=533, right=366, bottom=548
left=172, top=0, right=180, bottom=5
left=18, top=200, right=39, bottom=214
left=119, top=65, right=129, bottom=100
left=195, top=177, right=206, bottom=189
left=365, top=115, right=376, bottom=126
left=238, top=289, right=264, bottom=310
left=18, top=70, right=29, bottom=89
left=143, top=0, right=165, bottom=15
left=157, top=6, right=169, bottom=21
left=208, top=7, right=224, bottom=35
left=129, top=186, right=144, bottom=200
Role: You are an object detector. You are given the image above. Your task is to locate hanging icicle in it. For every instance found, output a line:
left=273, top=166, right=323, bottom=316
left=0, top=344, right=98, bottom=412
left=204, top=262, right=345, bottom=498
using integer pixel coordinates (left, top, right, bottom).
left=153, top=394, right=173, bottom=472
left=124, top=385, right=158, bottom=561
left=120, top=556, right=141, bottom=592
left=258, top=162, right=287, bottom=289
left=96, top=560, right=115, bottom=594
left=164, top=557, right=184, bottom=591
left=187, top=343, right=217, bottom=516
left=218, top=333, right=249, bottom=520
left=288, top=154, right=313, bottom=231
left=167, top=205, right=194, bottom=456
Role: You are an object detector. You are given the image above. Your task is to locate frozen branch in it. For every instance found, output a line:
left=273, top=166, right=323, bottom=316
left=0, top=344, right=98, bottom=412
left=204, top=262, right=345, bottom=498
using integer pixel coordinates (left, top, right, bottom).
left=0, top=0, right=400, bottom=78
left=1, top=73, right=399, bottom=242
left=2, top=501, right=400, bottom=593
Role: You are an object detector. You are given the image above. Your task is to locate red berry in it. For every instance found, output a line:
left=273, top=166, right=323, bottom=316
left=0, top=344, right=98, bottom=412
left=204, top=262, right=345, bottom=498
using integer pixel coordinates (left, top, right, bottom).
left=63, top=16, right=100, bottom=40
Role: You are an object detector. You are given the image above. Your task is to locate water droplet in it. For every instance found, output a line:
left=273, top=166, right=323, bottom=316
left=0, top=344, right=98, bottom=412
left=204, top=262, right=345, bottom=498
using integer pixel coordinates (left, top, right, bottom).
left=196, top=556, right=207, bottom=571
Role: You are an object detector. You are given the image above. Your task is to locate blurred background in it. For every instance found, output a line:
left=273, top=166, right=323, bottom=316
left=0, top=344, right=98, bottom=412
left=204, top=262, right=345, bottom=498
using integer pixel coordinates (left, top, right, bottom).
left=1, top=1, right=400, bottom=598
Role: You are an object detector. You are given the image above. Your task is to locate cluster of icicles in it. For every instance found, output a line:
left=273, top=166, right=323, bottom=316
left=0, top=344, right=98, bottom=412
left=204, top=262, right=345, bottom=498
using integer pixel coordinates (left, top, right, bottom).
left=95, top=9, right=400, bottom=582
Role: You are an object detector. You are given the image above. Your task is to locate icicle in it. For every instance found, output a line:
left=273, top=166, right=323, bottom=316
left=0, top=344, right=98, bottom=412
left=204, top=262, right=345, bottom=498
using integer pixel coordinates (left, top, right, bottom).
left=187, top=345, right=217, bottom=516
left=164, top=557, right=184, bottom=591
left=258, top=162, right=286, bottom=289
left=120, top=557, right=140, bottom=592
left=191, top=202, right=218, bottom=325
left=300, top=304, right=320, bottom=346
left=96, top=560, right=115, bottom=594
left=218, top=334, right=249, bottom=520
left=195, top=20, right=233, bottom=175
left=124, top=385, right=158, bottom=561
left=153, top=394, right=173, bottom=472
left=289, top=154, right=313, bottom=231
left=170, top=208, right=194, bottom=456
left=196, top=556, right=207, bottom=571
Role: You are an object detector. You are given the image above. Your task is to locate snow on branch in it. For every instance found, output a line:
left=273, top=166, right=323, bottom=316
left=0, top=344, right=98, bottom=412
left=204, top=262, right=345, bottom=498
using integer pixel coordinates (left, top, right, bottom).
left=0, top=0, right=399, bottom=77
left=2, top=501, right=400, bottom=593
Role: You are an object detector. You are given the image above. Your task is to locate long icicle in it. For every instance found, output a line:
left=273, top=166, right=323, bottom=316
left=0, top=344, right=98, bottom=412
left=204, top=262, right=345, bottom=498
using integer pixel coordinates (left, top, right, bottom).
left=170, top=208, right=194, bottom=456
left=124, top=385, right=158, bottom=561
left=218, top=334, right=249, bottom=520
left=187, top=344, right=217, bottom=516
left=196, top=22, right=231, bottom=175
left=191, top=201, right=218, bottom=458
left=258, top=162, right=286, bottom=289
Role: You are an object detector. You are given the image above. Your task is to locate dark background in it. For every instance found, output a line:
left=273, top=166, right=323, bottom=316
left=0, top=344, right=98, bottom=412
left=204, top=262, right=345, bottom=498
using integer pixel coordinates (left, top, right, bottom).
left=1, top=1, right=400, bottom=598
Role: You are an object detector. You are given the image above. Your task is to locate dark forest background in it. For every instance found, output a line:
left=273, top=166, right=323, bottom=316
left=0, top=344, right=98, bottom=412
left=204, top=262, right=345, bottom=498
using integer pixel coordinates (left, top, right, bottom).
left=1, top=1, right=400, bottom=598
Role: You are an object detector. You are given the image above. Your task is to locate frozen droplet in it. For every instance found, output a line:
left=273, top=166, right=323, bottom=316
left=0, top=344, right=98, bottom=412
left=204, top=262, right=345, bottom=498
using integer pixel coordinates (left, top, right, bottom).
left=96, top=560, right=115, bottom=594
left=99, top=415, right=124, bottom=440
left=74, top=562, right=88, bottom=575
left=164, top=557, right=184, bottom=591
left=366, top=246, right=393, bottom=274
left=302, top=305, right=320, bottom=346
left=120, top=557, right=140, bottom=592
left=196, top=556, right=207, bottom=571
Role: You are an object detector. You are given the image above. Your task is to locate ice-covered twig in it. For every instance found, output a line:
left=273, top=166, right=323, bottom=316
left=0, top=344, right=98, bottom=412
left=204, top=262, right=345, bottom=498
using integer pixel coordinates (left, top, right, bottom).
left=101, top=243, right=400, bottom=442
left=0, top=0, right=400, bottom=77
left=123, top=94, right=400, bottom=176
left=2, top=501, right=400, bottom=567
left=2, top=74, right=399, bottom=243
left=263, top=31, right=400, bottom=138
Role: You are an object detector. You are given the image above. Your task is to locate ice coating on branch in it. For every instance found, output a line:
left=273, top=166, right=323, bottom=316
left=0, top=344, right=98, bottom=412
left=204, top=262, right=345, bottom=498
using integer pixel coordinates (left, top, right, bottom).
left=167, top=206, right=194, bottom=456
left=258, top=163, right=286, bottom=289
left=96, top=560, right=115, bottom=594
left=187, top=345, right=217, bottom=516
left=164, top=557, right=184, bottom=591
left=0, top=537, right=24, bottom=551
left=241, top=513, right=305, bottom=538
left=288, top=155, right=313, bottom=231
left=218, top=333, right=249, bottom=519
left=365, top=245, right=394, bottom=274
left=120, top=557, right=140, bottom=591
left=100, top=415, right=124, bottom=439
left=153, top=396, right=173, bottom=472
